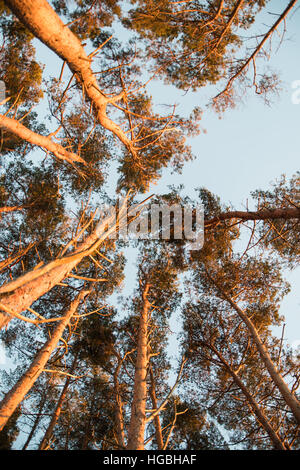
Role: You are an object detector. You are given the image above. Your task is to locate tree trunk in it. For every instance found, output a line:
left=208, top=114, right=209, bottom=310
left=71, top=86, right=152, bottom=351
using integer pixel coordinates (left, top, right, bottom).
left=39, top=352, right=78, bottom=450
left=0, top=114, right=86, bottom=167
left=4, top=0, right=136, bottom=157
left=0, top=291, right=88, bottom=431
left=210, top=274, right=300, bottom=425
left=22, top=389, right=48, bottom=450
left=205, top=208, right=300, bottom=227
left=0, top=198, right=123, bottom=330
left=149, top=365, right=164, bottom=450
left=127, top=283, right=150, bottom=450
left=209, top=343, right=288, bottom=450
left=113, top=359, right=126, bottom=449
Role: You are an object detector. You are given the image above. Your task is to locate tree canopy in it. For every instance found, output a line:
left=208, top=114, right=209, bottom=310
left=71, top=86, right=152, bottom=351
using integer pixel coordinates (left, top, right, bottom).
left=0, top=0, right=299, bottom=452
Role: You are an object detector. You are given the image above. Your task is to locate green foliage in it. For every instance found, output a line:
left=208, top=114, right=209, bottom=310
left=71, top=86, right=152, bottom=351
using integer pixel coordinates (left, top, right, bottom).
left=124, top=0, right=268, bottom=91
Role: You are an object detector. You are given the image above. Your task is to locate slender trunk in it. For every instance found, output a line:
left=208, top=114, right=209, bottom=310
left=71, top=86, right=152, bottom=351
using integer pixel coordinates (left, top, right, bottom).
left=210, top=274, right=300, bottom=425
left=215, top=0, right=298, bottom=99
left=127, top=283, right=150, bottom=450
left=0, top=291, right=88, bottom=431
left=4, top=0, right=136, bottom=157
left=0, top=114, right=86, bottom=167
left=81, top=412, right=93, bottom=450
left=22, top=391, right=47, bottom=450
left=39, top=352, right=78, bottom=450
left=149, top=366, right=164, bottom=450
left=209, top=344, right=288, bottom=450
left=64, top=406, right=71, bottom=450
left=0, top=205, right=27, bottom=214
left=113, top=359, right=125, bottom=449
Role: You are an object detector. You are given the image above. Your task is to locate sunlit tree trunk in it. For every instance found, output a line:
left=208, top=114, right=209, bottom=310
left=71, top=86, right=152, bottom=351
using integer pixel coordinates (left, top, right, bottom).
left=209, top=343, right=288, bottom=450
left=0, top=114, right=86, bottom=166
left=0, top=199, right=122, bottom=330
left=149, top=365, right=164, bottom=450
left=4, top=0, right=135, bottom=156
left=113, top=359, right=126, bottom=449
left=127, top=283, right=150, bottom=450
left=0, top=291, right=88, bottom=431
left=210, top=274, right=300, bottom=425
left=39, top=352, right=78, bottom=450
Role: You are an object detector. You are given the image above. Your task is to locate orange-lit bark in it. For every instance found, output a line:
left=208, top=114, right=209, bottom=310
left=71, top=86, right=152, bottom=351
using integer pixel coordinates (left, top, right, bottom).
left=4, top=0, right=136, bottom=158
left=205, top=208, right=300, bottom=227
left=0, top=199, right=124, bottom=330
left=127, top=283, right=150, bottom=450
left=0, top=114, right=86, bottom=167
left=149, top=365, right=164, bottom=450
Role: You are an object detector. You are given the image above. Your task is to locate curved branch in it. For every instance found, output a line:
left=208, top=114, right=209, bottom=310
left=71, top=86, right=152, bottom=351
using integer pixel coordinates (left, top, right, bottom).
left=0, top=114, right=87, bottom=167
left=4, top=0, right=137, bottom=159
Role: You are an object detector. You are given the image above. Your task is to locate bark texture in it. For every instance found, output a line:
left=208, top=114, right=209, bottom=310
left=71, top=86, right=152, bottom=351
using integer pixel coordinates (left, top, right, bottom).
left=127, top=283, right=150, bottom=450
left=0, top=202, right=122, bottom=330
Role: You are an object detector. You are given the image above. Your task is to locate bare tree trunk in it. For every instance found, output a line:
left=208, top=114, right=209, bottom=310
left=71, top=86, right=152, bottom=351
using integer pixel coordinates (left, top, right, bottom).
left=208, top=272, right=300, bottom=425
left=0, top=291, right=88, bottom=431
left=127, top=283, right=150, bottom=450
left=0, top=197, right=125, bottom=330
left=149, top=365, right=164, bottom=450
left=39, top=352, right=78, bottom=450
left=81, top=412, right=93, bottom=450
left=209, top=343, right=288, bottom=450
